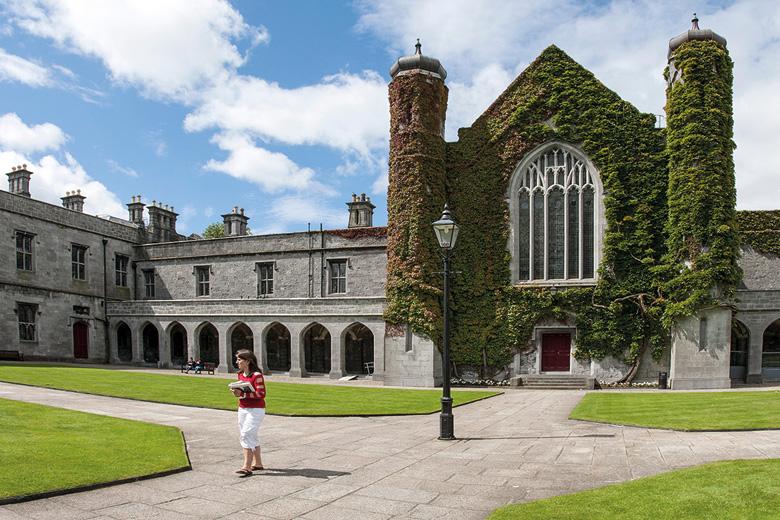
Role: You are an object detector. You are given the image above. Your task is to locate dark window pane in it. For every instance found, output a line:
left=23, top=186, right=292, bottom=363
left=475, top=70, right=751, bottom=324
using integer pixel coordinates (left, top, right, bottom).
left=518, top=191, right=530, bottom=281
left=533, top=192, right=545, bottom=279
left=547, top=189, right=564, bottom=279
left=567, top=189, right=579, bottom=278
left=583, top=188, right=595, bottom=278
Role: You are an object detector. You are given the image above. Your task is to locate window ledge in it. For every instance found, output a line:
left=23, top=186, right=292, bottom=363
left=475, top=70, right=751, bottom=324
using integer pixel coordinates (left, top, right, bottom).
left=514, top=279, right=597, bottom=288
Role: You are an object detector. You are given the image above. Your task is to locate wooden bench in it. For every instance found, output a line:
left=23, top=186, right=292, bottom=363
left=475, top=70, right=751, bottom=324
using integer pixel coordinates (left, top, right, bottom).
left=203, top=362, right=216, bottom=375
left=0, top=350, right=23, bottom=361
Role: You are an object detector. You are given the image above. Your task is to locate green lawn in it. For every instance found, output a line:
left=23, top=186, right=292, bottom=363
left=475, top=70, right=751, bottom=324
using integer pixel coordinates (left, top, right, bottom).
left=0, top=398, right=189, bottom=501
left=0, top=365, right=499, bottom=415
left=489, top=459, right=780, bottom=520
left=569, top=391, right=780, bottom=431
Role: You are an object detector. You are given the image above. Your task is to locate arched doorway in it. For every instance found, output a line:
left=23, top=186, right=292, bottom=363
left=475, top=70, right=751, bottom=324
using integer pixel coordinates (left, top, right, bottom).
left=142, top=323, right=160, bottom=364
left=731, top=320, right=749, bottom=381
left=231, top=323, right=253, bottom=369
left=73, top=321, right=89, bottom=359
left=198, top=323, right=219, bottom=366
left=169, top=323, right=187, bottom=366
left=117, top=322, right=132, bottom=362
left=266, top=323, right=291, bottom=372
left=345, top=323, right=374, bottom=374
left=304, top=323, right=330, bottom=374
left=762, top=319, right=780, bottom=379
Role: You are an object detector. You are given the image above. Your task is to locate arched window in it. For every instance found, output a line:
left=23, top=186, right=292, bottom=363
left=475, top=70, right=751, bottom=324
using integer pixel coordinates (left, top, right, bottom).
left=510, top=143, right=601, bottom=283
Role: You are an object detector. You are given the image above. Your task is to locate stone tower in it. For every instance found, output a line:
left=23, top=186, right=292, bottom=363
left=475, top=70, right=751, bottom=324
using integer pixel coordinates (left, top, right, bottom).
left=384, top=40, right=449, bottom=386
left=666, top=15, right=738, bottom=389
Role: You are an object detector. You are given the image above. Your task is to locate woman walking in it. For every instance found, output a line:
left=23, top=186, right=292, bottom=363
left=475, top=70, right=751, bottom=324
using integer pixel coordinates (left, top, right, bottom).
left=232, top=349, right=266, bottom=476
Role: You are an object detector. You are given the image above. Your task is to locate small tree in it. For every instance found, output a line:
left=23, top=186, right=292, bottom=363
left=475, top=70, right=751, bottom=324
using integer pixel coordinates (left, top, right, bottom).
left=203, top=222, right=224, bottom=239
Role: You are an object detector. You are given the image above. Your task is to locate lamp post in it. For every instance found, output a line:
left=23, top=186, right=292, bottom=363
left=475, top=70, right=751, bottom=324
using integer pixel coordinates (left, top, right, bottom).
left=432, top=204, right=459, bottom=440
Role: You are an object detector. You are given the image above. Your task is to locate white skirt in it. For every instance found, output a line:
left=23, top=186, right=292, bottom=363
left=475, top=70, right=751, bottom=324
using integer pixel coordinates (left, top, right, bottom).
left=237, top=407, right=265, bottom=449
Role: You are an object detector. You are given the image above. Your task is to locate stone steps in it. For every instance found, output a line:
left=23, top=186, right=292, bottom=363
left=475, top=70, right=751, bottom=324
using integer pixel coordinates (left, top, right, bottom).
left=511, top=375, right=595, bottom=390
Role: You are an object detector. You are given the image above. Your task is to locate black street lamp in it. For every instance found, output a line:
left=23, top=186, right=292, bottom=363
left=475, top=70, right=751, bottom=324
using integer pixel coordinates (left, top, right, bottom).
left=432, top=204, right=459, bottom=440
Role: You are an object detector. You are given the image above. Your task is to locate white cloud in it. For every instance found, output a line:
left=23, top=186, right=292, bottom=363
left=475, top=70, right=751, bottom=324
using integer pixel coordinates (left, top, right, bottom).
left=203, top=132, right=316, bottom=192
left=263, top=195, right=348, bottom=232
left=107, top=159, right=139, bottom=178
left=0, top=112, right=67, bottom=153
left=0, top=150, right=125, bottom=216
left=356, top=0, right=780, bottom=210
left=184, top=71, right=388, bottom=155
left=3, top=0, right=267, bottom=100
left=0, top=47, right=52, bottom=86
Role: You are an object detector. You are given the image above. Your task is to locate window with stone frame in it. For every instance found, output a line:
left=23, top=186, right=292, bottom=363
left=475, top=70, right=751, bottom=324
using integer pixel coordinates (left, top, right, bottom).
left=143, top=269, right=155, bottom=299
left=196, top=266, right=210, bottom=296
left=115, top=254, right=129, bottom=287
left=72, top=244, right=88, bottom=280
left=257, top=262, right=274, bottom=296
left=510, top=144, right=600, bottom=283
left=17, top=302, right=37, bottom=341
left=328, top=259, right=347, bottom=294
left=16, top=231, right=34, bottom=271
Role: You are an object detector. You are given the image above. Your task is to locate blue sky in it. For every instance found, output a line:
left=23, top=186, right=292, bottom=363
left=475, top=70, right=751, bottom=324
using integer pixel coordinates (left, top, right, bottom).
left=1, top=1, right=778, bottom=236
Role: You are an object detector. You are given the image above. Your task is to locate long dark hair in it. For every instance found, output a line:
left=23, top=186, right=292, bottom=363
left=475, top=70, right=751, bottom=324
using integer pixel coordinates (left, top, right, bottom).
left=235, top=349, right=260, bottom=374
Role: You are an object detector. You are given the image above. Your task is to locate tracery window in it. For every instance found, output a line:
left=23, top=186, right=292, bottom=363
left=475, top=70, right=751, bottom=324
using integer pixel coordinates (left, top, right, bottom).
left=512, top=144, right=599, bottom=283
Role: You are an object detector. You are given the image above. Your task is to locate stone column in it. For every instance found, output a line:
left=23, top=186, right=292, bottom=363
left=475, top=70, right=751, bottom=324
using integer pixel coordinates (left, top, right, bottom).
left=216, top=322, right=231, bottom=374
left=184, top=322, right=198, bottom=360
left=288, top=323, right=306, bottom=378
left=329, top=322, right=347, bottom=379
left=132, top=321, right=143, bottom=364
left=746, top=320, right=764, bottom=384
left=157, top=323, right=170, bottom=369
left=368, top=322, right=385, bottom=382
left=251, top=322, right=269, bottom=373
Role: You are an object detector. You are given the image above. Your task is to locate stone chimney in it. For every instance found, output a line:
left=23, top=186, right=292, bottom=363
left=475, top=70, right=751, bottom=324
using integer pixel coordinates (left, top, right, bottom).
left=347, top=193, right=375, bottom=228
left=127, top=195, right=145, bottom=226
left=222, top=206, right=250, bottom=236
left=61, top=189, right=86, bottom=212
left=6, top=164, right=32, bottom=197
left=146, top=201, right=178, bottom=242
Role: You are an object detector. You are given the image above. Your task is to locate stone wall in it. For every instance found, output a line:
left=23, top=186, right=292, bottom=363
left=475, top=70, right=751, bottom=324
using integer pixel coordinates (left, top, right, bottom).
left=135, top=230, right=387, bottom=300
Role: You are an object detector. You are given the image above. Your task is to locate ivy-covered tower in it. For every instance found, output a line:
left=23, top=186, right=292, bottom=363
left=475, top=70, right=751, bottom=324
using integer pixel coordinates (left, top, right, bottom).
left=665, top=15, right=739, bottom=389
left=384, top=41, right=448, bottom=386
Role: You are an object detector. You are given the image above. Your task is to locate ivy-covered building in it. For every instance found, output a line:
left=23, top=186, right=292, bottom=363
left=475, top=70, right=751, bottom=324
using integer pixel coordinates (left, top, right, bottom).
left=3, top=17, right=780, bottom=389
left=385, top=17, right=780, bottom=389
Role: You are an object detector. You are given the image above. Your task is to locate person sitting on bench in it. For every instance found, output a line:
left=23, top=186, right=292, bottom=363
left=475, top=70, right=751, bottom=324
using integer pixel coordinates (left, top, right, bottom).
left=193, top=359, right=205, bottom=374
left=184, top=357, right=196, bottom=373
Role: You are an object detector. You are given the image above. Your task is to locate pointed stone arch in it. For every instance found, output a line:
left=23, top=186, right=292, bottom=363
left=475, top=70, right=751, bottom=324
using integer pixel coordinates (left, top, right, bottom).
left=762, top=318, right=780, bottom=379
left=196, top=322, right=219, bottom=366
left=166, top=321, right=188, bottom=366
left=141, top=322, right=160, bottom=364
left=303, top=322, right=331, bottom=374
left=229, top=322, right=254, bottom=370
left=264, top=322, right=291, bottom=372
left=343, top=322, right=374, bottom=375
left=730, top=319, right=749, bottom=381
left=116, top=321, right=133, bottom=362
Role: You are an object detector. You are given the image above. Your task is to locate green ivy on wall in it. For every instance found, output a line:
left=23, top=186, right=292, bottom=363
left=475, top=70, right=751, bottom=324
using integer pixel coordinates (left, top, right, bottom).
left=386, top=41, right=735, bottom=379
left=736, top=210, right=780, bottom=257
left=660, top=39, right=740, bottom=325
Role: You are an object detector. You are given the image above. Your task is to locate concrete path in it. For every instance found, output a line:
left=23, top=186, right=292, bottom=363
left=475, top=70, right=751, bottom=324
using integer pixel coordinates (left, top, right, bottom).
left=1, top=382, right=779, bottom=520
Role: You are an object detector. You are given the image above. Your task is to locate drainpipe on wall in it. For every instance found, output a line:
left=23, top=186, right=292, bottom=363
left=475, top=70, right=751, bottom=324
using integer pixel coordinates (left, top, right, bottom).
left=319, top=223, right=325, bottom=297
left=101, top=239, right=110, bottom=363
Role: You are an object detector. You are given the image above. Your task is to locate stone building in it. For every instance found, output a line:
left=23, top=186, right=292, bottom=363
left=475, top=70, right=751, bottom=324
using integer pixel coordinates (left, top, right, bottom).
left=2, top=18, right=780, bottom=388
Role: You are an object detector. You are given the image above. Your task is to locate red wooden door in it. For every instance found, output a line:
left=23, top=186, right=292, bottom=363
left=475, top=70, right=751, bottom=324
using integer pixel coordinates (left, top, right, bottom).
left=541, top=333, right=571, bottom=372
left=73, top=322, right=89, bottom=359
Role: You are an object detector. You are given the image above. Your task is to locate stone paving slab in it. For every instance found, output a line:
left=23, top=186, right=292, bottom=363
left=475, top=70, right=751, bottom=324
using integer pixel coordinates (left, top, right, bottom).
left=2, top=381, right=780, bottom=519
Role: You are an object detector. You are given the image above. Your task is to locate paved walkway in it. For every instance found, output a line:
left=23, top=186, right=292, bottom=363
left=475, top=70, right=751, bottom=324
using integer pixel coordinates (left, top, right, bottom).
left=1, top=383, right=779, bottom=520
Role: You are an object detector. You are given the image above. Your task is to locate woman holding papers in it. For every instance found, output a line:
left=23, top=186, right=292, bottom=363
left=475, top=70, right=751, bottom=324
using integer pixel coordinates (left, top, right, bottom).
left=231, top=349, right=266, bottom=476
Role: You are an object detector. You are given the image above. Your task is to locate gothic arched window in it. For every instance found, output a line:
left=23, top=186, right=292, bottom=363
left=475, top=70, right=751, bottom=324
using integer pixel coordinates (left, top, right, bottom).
left=509, top=143, right=601, bottom=284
